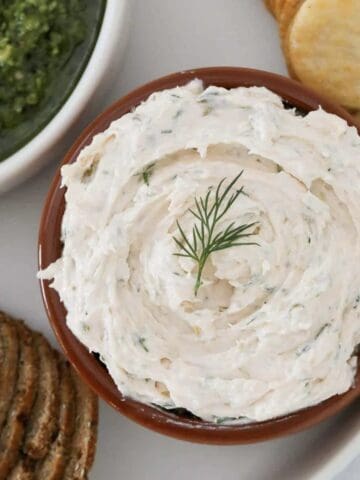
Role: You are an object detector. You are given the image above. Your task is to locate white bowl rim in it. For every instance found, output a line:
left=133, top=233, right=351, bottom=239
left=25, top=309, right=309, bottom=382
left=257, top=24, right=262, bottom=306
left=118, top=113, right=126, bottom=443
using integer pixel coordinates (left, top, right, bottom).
left=0, top=0, right=129, bottom=193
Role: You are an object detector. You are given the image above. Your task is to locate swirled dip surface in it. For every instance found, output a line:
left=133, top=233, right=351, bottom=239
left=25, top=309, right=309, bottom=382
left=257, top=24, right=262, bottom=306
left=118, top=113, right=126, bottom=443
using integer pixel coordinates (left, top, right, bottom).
left=40, top=80, right=360, bottom=422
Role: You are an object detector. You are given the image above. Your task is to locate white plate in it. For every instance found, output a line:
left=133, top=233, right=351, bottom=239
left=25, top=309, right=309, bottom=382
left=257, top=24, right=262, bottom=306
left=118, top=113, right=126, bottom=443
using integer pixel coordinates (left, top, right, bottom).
left=0, top=0, right=130, bottom=194
left=0, top=1, right=358, bottom=479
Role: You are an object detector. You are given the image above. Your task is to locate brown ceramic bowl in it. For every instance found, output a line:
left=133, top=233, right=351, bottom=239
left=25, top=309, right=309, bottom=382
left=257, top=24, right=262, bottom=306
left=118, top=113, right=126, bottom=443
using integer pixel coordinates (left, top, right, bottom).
left=39, top=67, right=360, bottom=445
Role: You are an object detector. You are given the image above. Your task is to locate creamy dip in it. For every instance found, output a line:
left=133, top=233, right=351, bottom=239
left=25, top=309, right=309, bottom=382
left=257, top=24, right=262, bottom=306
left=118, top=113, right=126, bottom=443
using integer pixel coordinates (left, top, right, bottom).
left=40, top=80, right=360, bottom=423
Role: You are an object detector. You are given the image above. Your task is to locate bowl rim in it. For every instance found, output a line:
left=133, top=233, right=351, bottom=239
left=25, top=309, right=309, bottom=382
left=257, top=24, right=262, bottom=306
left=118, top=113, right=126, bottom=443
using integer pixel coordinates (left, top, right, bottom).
left=38, top=66, right=360, bottom=445
left=0, top=0, right=129, bottom=194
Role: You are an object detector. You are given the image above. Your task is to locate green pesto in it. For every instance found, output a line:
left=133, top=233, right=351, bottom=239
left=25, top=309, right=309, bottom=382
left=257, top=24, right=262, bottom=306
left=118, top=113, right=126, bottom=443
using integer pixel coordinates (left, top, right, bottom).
left=0, top=0, right=106, bottom=161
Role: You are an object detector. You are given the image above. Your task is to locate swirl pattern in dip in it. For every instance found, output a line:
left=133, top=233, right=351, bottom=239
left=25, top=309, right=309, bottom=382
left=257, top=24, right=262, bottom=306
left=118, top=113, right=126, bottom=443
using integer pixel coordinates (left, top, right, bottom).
left=40, top=80, right=360, bottom=423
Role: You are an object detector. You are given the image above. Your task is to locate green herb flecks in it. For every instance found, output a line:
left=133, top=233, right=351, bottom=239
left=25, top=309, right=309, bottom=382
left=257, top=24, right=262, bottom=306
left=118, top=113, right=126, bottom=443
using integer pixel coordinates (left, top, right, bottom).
left=137, top=162, right=155, bottom=186
left=215, top=416, right=238, bottom=424
left=353, top=295, right=360, bottom=309
left=81, top=157, right=99, bottom=183
left=173, top=109, right=183, bottom=119
left=81, top=322, right=90, bottom=333
left=173, top=171, right=259, bottom=296
left=315, top=323, right=330, bottom=340
left=138, top=336, right=149, bottom=352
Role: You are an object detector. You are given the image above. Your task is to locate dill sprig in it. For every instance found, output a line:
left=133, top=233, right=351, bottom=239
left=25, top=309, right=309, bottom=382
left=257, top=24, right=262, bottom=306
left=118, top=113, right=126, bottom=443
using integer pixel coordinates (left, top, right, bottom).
left=173, top=171, right=259, bottom=295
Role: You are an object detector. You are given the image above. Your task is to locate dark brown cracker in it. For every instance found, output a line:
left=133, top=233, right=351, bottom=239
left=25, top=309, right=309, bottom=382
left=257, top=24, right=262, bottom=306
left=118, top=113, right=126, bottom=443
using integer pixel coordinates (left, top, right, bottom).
left=0, top=313, right=99, bottom=479
left=35, top=356, right=76, bottom=480
left=23, top=333, right=59, bottom=460
left=62, top=368, right=99, bottom=480
left=0, top=322, right=38, bottom=480
left=7, top=456, right=34, bottom=480
left=0, top=315, right=19, bottom=431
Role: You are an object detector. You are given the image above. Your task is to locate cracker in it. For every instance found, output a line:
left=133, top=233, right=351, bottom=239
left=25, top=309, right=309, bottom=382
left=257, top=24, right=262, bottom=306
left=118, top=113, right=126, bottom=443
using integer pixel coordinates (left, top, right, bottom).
left=278, top=0, right=304, bottom=61
left=278, top=0, right=304, bottom=76
left=275, top=0, right=286, bottom=19
left=288, top=0, right=360, bottom=109
left=0, top=322, right=38, bottom=479
left=0, top=313, right=98, bottom=480
left=62, top=368, right=99, bottom=480
left=278, top=0, right=303, bottom=36
left=0, top=315, right=19, bottom=431
left=23, top=333, right=59, bottom=460
left=35, top=357, right=76, bottom=480
left=264, top=0, right=276, bottom=16
left=7, top=457, right=34, bottom=480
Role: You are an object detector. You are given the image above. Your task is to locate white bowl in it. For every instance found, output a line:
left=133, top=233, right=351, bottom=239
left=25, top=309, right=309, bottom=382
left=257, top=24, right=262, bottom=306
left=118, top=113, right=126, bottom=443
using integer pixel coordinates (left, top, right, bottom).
left=0, top=0, right=130, bottom=195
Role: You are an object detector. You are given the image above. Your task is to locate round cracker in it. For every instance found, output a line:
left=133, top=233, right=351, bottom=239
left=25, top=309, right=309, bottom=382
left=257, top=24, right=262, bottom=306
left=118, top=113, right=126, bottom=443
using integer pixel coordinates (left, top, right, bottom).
left=62, top=368, right=98, bottom=480
left=278, top=0, right=304, bottom=37
left=288, top=0, right=360, bottom=109
left=0, top=322, right=38, bottom=479
left=23, top=333, right=60, bottom=460
left=278, top=0, right=304, bottom=68
left=8, top=457, right=34, bottom=480
left=281, top=1, right=305, bottom=79
left=0, top=314, right=99, bottom=479
left=264, top=0, right=276, bottom=15
left=275, top=0, right=286, bottom=19
left=0, top=315, right=19, bottom=431
left=35, top=357, right=76, bottom=480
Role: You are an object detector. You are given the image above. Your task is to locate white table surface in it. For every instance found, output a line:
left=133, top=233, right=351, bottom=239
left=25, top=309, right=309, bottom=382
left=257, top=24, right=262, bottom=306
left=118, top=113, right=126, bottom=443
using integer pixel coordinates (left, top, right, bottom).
left=0, top=1, right=359, bottom=478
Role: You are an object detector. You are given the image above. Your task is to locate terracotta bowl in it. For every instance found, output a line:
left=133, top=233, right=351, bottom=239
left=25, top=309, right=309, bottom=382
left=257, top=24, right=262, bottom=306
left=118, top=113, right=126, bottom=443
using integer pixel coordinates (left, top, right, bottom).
left=38, top=67, right=360, bottom=445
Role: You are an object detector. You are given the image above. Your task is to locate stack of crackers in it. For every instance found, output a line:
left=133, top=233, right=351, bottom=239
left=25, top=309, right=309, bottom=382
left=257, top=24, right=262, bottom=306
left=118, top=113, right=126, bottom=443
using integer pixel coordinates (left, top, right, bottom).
left=265, top=0, right=360, bottom=114
left=0, top=312, right=98, bottom=480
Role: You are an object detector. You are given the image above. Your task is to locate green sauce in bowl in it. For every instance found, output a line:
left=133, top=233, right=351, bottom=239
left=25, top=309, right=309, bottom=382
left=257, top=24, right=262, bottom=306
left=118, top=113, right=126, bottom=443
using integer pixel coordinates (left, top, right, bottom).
left=0, top=0, right=106, bottom=162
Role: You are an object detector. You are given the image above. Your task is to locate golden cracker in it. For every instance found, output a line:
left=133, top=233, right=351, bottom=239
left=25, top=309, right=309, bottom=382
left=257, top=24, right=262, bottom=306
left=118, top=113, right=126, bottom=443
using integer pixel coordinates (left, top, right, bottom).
left=288, top=0, right=360, bottom=109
